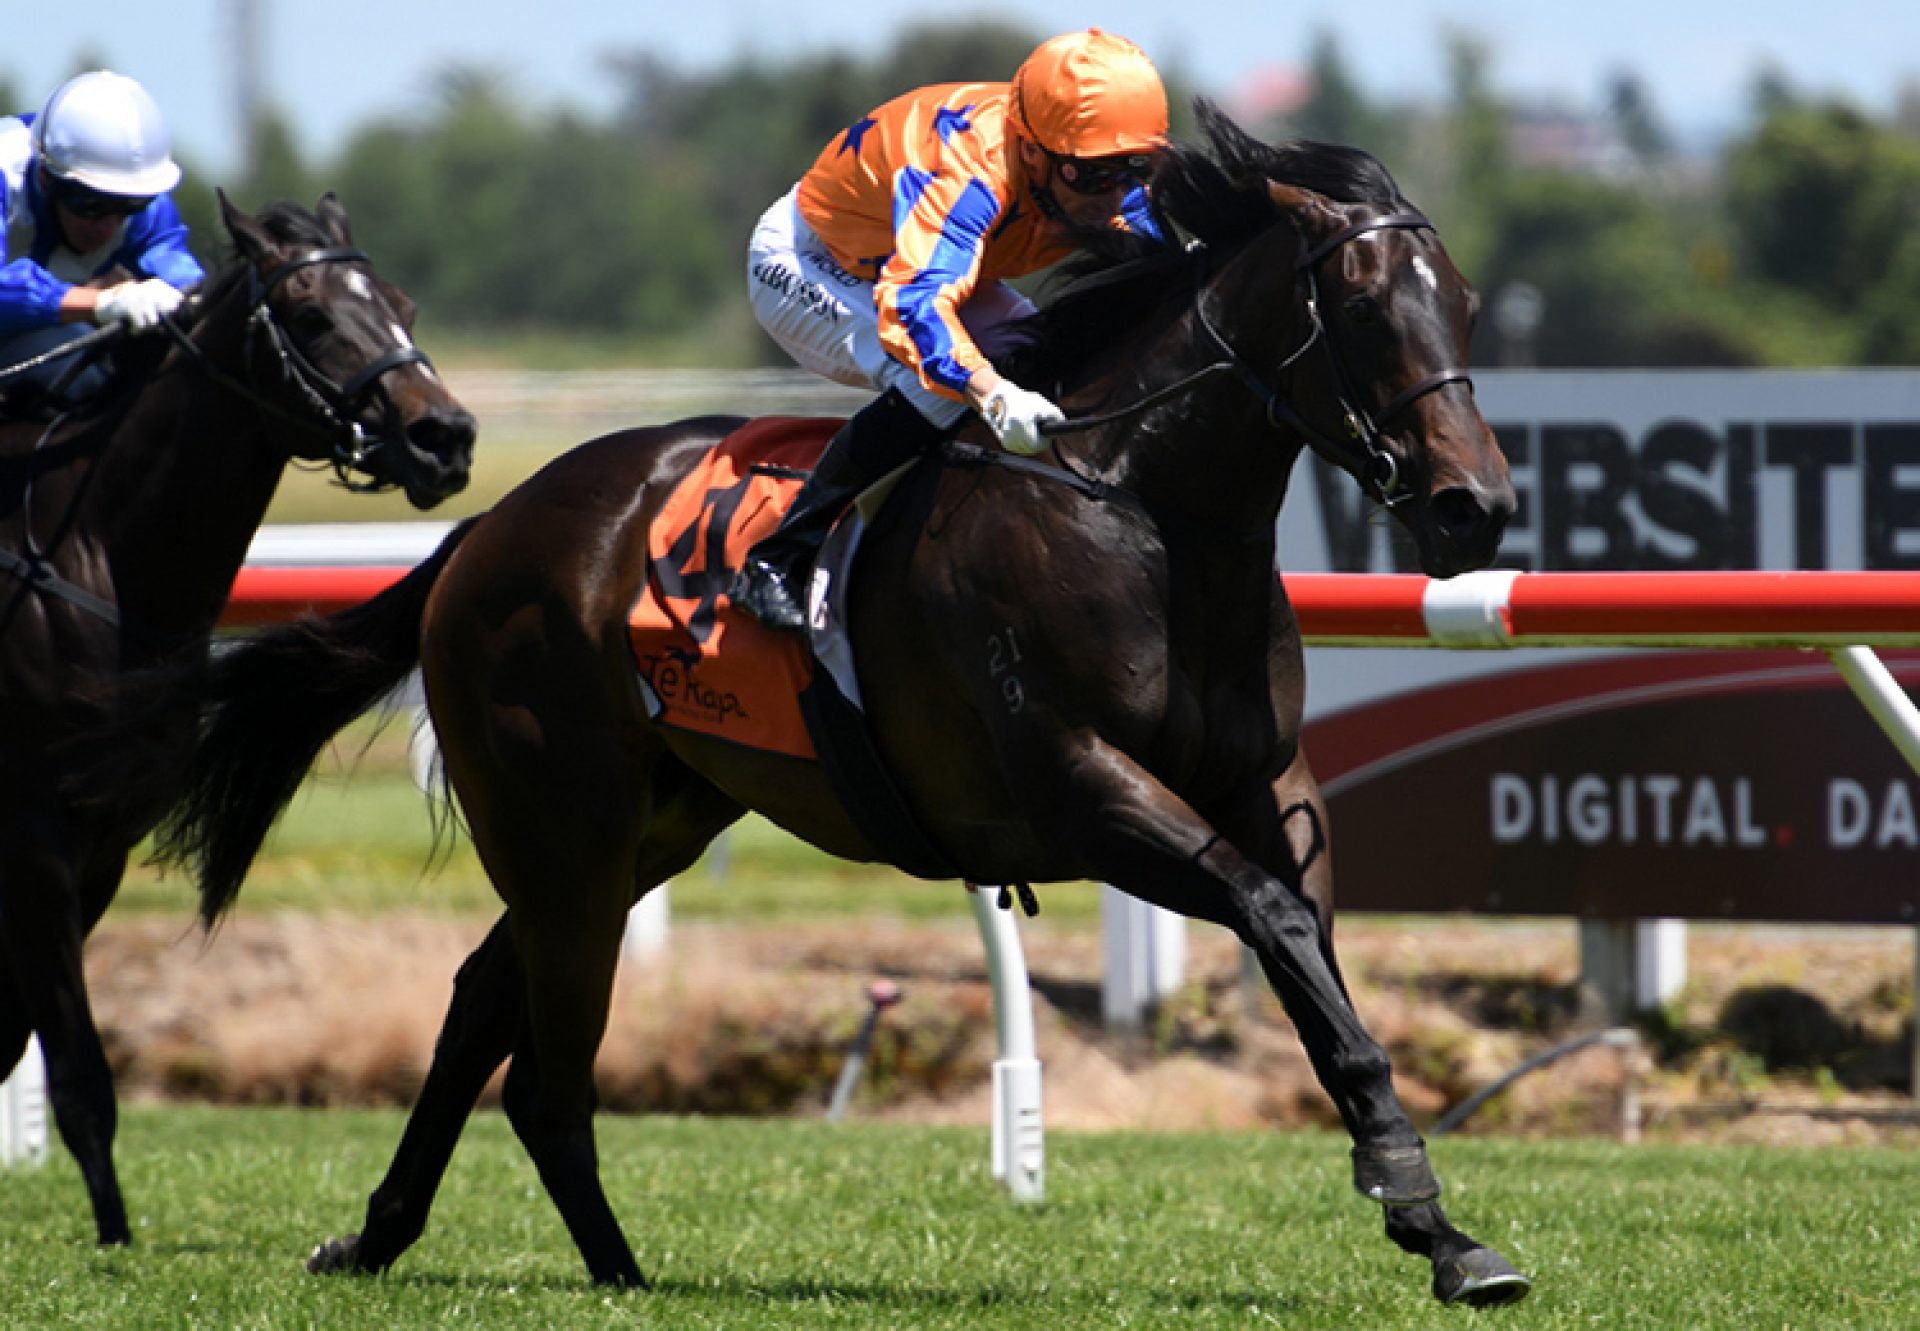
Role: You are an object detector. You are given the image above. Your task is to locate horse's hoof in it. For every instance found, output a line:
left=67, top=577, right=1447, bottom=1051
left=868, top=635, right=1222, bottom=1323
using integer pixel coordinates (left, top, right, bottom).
left=306, top=1234, right=362, bottom=1276
left=1433, top=1246, right=1532, bottom=1308
left=1352, top=1143, right=1441, bottom=1205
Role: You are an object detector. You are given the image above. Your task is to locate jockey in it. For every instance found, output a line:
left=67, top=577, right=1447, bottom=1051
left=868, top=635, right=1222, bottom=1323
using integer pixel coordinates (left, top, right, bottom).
left=736, top=28, right=1169, bottom=631
left=0, top=71, right=203, bottom=409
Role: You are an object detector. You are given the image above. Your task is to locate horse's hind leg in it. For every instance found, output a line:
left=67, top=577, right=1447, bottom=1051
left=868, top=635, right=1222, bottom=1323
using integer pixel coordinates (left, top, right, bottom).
left=0, top=808, right=130, bottom=1245
left=309, top=762, right=741, bottom=1285
left=307, top=913, right=523, bottom=1276
left=488, top=761, right=741, bottom=1287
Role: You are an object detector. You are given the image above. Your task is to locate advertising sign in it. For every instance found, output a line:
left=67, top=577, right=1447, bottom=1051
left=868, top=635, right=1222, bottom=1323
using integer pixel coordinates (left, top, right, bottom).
left=1294, top=371, right=1920, bottom=922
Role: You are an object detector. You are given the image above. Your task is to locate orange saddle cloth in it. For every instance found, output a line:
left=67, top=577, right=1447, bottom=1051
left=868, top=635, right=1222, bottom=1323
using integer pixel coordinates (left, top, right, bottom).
left=628, top=416, right=841, bottom=760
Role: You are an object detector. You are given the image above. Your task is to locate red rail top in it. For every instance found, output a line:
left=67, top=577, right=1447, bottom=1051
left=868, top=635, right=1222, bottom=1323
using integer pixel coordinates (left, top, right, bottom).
left=221, top=565, right=416, bottom=626
left=223, top=565, right=1920, bottom=649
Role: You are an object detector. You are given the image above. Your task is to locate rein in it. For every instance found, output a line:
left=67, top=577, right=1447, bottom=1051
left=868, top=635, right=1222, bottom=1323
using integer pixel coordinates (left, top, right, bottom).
left=0, top=323, right=126, bottom=382
left=1045, top=213, right=1474, bottom=508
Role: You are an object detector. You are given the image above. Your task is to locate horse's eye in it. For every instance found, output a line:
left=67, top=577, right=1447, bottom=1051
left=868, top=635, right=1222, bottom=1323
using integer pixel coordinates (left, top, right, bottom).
left=1342, top=295, right=1381, bottom=325
left=291, top=307, right=333, bottom=341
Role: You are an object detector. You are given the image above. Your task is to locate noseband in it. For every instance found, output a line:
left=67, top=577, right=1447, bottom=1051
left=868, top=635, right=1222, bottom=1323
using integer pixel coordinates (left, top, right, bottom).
left=1049, top=212, right=1474, bottom=507
left=165, top=245, right=436, bottom=491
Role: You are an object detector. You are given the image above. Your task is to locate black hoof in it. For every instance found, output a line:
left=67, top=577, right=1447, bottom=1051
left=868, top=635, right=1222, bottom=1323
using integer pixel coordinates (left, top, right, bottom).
left=1434, top=1246, right=1532, bottom=1308
left=307, top=1234, right=366, bottom=1276
left=1352, top=1143, right=1441, bottom=1205
left=594, top=1265, right=652, bottom=1291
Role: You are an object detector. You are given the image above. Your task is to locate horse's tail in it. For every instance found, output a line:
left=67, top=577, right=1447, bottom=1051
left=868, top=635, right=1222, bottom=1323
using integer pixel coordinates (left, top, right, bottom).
left=157, top=517, right=481, bottom=928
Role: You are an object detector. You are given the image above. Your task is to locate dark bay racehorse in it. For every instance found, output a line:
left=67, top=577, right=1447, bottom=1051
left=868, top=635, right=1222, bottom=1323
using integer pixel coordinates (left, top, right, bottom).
left=2, top=194, right=475, bottom=1246
left=151, top=108, right=1527, bottom=1305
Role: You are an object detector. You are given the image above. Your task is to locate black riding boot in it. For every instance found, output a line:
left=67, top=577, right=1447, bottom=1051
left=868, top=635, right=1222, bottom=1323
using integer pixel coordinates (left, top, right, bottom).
left=733, top=387, right=948, bottom=632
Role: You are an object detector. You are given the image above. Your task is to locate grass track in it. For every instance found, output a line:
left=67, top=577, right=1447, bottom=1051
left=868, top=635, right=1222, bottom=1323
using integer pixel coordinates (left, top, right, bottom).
left=4, top=1106, right=1918, bottom=1329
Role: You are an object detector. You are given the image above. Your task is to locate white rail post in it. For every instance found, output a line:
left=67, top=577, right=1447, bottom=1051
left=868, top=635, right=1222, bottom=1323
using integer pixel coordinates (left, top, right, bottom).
left=966, top=884, right=1043, bottom=1202
left=622, top=888, right=671, bottom=965
left=1578, top=919, right=1687, bottom=1021
left=0, top=1038, right=49, bottom=1169
left=1827, top=645, right=1920, bottom=1099
left=1100, top=885, right=1187, bottom=1030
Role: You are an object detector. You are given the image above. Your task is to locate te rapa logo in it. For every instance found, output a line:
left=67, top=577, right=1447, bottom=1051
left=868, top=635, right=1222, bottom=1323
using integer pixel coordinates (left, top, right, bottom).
left=643, top=649, right=750, bottom=725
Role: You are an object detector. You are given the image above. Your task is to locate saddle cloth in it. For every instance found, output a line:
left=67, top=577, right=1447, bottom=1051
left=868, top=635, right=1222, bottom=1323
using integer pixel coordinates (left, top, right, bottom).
left=628, top=416, right=833, bottom=760
left=626, top=416, right=964, bottom=880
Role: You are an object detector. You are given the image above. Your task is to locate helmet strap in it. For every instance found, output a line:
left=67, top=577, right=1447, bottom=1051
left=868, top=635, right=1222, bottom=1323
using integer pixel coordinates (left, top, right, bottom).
left=1012, top=134, right=1068, bottom=224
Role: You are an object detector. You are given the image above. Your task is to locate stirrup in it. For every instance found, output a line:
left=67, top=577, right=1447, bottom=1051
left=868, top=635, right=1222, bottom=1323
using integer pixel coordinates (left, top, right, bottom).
left=732, top=556, right=809, bottom=632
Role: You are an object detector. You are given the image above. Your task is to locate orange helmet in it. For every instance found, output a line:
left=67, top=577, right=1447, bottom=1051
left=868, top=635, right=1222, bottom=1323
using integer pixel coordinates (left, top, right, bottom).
left=1009, top=29, right=1168, bottom=159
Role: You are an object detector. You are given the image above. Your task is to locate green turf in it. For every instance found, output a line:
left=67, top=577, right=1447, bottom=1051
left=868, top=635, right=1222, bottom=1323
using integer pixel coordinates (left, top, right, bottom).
left=3, top=1106, right=1917, bottom=1328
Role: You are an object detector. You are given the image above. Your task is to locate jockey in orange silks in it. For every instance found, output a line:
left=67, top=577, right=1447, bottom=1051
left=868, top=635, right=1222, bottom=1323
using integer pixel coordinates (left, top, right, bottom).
left=737, top=28, right=1169, bottom=631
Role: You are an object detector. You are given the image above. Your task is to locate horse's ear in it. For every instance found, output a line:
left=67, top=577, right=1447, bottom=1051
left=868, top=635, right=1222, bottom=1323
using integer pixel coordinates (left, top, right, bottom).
left=219, top=188, right=276, bottom=263
left=1267, top=181, right=1345, bottom=258
left=315, top=192, right=353, bottom=246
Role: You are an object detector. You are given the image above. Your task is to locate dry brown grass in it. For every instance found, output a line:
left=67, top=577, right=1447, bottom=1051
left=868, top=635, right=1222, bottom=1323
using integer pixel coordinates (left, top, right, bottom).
left=81, top=913, right=1919, bottom=1144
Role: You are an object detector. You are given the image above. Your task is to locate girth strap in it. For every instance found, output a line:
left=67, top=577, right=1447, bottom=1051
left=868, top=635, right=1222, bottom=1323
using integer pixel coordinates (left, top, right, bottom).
left=0, top=545, right=124, bottom=630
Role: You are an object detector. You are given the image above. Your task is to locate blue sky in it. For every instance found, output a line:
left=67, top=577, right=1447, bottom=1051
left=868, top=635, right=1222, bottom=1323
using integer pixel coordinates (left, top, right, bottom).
left=8, top=2, right=1915, bottom=176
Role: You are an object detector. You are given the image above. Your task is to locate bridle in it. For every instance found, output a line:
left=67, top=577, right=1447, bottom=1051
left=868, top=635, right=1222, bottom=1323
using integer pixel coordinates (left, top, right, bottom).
left=162, top=245, right=434, bottom=492
left=1047, top=211, right=1474, bottom=507
left=0, top=246, right=434, bottom=634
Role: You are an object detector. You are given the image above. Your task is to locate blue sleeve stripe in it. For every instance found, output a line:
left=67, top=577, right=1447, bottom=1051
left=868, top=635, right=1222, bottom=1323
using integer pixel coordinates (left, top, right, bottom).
left=1119, top=184, right=1164, bottom=242
left=891, top=166, right=936, bottom=233
left=121, top=195, right=206, bottom=288
left=0, top=258, right=73, bottom=333
left=893, top=177, right=1001, bottom=393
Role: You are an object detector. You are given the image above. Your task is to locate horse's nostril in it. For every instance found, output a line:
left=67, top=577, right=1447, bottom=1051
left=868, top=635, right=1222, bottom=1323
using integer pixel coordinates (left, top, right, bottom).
left=407, top=409, right=477, bottom=461
left=1430, top=487, right=1484, bottom=536
left=1430, top=485, right=1512, bottom=560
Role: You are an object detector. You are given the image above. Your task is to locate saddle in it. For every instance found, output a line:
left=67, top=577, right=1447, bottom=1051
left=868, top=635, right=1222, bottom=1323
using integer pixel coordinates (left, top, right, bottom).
left=628, top=416, right=962, bottom=880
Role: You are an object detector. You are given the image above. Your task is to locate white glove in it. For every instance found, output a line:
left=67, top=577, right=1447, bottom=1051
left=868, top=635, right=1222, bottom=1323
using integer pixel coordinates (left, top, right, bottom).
left=980, top=380, right=1065, bottom=457
left=94, top=278, right=184, bottom=332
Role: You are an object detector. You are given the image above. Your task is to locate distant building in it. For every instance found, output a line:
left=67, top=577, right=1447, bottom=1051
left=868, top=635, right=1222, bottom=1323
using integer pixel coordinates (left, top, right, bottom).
left=1505, top=103, right=1638, bottom=177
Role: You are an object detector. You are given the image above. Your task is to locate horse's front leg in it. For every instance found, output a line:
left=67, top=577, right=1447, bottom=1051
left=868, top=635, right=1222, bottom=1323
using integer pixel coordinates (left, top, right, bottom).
left=1048, top=741, right=1428, bottom=1198
left=1221, top=750, right=1531, bottom=1308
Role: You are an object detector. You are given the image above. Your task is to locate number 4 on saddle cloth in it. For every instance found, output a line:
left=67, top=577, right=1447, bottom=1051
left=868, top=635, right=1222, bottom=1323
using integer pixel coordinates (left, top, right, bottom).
left=629, top=416, right=961, bottom=880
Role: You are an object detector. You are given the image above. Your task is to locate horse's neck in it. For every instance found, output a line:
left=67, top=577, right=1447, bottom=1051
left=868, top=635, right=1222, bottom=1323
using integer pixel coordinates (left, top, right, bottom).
left=89, top=308, right=288, bottom=645
left=1073, top=360, right=1303, bottom=546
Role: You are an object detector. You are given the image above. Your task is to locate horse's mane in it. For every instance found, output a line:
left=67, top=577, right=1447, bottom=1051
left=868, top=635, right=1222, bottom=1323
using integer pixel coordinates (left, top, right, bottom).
left=200, top=200, right=337, bottom=304
left=1008, top=100, right=1409, bottom=391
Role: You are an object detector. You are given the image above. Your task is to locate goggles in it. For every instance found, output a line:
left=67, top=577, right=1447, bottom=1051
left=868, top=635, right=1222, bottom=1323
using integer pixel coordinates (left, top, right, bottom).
left=1049, top=150, right=1154, bottom=196
left=48, top=174, right=153, bottom=220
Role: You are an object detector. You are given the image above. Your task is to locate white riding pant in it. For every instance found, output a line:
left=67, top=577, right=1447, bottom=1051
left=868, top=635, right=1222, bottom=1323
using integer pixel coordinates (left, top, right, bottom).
left=746, top=186, right=1037, bottom=429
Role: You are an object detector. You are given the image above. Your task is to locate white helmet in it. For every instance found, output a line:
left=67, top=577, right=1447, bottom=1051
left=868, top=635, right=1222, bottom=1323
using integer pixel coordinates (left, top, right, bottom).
left=32, top=71, right=181, bottom=198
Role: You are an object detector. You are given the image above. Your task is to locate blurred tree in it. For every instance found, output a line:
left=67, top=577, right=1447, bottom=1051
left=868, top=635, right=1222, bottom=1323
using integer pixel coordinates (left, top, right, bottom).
left=1286, top=30, right=1403, bottom=161
left=1419, top=30, right=1512, bottom=281
left=235, top=107, right=311, bottom=213
left=125, top=22, right=1914, bottom=369
left=1607, top=70, right=1670, bottom=168
left=1725, top=97, right=1920, bottom=319
left=1857, top=231, right=1920, bottom=363
left=1471, top=169, right=1702, bottom=366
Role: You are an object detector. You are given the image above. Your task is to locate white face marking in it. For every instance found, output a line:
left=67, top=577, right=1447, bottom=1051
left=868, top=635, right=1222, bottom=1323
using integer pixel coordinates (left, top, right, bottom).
left=1411, top=256, right=1440, bottom=293
left=388, top=321, right=415, bottom=349
left=346, top=270, right=376, bottom=301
